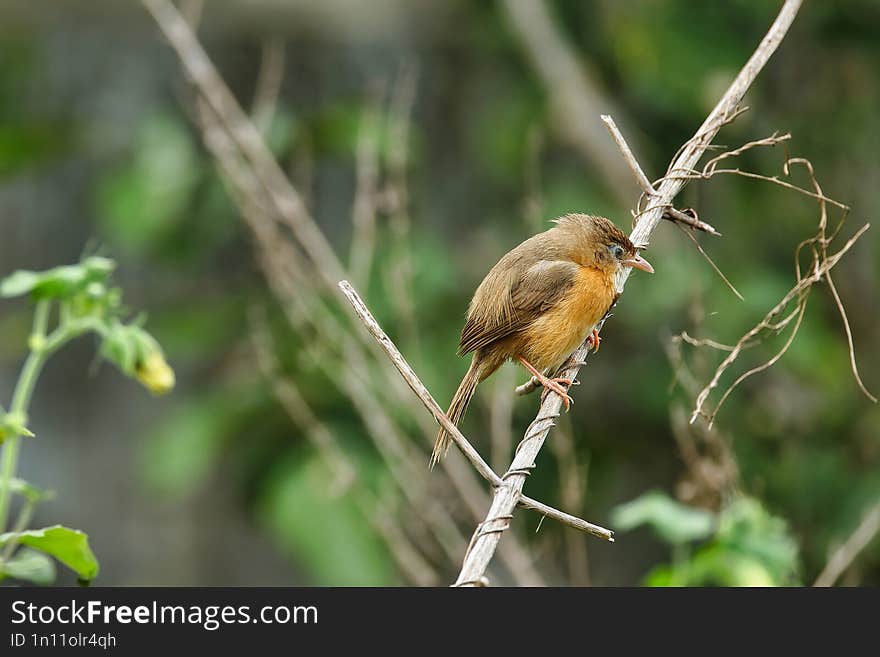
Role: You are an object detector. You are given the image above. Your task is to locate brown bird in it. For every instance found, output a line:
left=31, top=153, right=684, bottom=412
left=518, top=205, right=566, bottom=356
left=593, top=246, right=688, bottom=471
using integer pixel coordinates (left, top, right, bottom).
left=432, top=213, right=653, bottom=466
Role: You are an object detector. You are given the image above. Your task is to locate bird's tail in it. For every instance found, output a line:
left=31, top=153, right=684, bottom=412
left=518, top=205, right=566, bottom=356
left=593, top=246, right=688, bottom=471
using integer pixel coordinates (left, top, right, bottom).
left=431, top=359, right=480, bottom=469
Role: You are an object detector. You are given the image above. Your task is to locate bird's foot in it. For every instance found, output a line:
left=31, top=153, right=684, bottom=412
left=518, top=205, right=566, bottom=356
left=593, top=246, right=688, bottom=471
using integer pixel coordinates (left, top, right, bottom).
left=587, top=328, right=602, bottom=353
left=516, top=356, right=575, bottom=410
left=539, top=377, right=574, bottom=411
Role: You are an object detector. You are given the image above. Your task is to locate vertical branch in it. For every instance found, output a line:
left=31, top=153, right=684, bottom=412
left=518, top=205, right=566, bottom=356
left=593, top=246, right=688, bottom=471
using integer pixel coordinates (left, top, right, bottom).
left=453, top=0, right=804, bottom=586
left=382, top=62, right=422, bottom=358
left=350, top=83, right=384, bottom=288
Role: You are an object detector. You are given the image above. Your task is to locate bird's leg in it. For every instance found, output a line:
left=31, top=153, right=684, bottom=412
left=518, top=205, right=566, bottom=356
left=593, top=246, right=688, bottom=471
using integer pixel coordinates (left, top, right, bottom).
left=587, top=328, right=601, bottom=353
left=516, top=356, right=574, bottom=411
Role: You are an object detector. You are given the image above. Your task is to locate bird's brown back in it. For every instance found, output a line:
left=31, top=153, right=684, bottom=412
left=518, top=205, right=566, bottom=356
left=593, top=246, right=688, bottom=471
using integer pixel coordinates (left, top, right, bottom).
left=458, top=213, right=629, bottom=360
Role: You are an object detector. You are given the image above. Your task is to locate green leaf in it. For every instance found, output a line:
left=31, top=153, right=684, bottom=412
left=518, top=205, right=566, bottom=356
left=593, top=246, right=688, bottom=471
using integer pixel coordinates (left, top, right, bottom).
left=0, top=477, right=54, bottom=503
left=611, top=490, right=715, bottom=544
left=0, top=270, right=39, bottom=297
left=0, top=525, right=99, bottom=583
left=0, top=548, right=56, bottom=585
left=0, top=411, right=35, bottom=443
left=0, top=257, right=116, bottom=301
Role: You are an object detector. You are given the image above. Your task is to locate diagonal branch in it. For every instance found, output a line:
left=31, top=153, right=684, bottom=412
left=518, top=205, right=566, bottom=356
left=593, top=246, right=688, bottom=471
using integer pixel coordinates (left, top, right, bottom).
left=338, top=280, right=614, bottom=543
left=141, top=0, right=346, bottom=293
left=145, top=0, right=551, bottom=584
left=452, top=0, right=804, bottom=586
left=814, top=501, right=880, bottom=587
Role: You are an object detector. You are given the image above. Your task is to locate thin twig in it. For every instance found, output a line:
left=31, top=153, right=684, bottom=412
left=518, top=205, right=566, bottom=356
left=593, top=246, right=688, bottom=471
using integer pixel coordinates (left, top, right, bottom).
left=688, top=151, right=874, bottom=426
left=814, top=502, right=880, bottom=587
left=350, top=82, right=384, bottom=288
left=600, top=114, right=656, bottom=196
left=382, top=62, right=422, bottom=359
left=662, top=207, right=721, bottom=236
left=676, top=223, right=743, bottom=300
left=251, top=37, right=286, bottom=135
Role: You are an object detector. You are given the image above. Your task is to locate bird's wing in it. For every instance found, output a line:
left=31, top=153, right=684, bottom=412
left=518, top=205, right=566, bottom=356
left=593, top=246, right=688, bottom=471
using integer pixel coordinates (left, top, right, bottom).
left=458, top=259, right=579, bottom=355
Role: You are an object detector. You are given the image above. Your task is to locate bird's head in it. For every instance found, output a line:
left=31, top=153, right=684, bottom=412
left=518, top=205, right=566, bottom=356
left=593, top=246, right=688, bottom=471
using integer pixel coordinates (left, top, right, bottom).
left=554, top=213, right=654, bottom=276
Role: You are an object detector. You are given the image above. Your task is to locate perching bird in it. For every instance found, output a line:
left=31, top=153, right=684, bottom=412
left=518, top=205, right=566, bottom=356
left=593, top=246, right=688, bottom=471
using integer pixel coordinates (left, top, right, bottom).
left=431, top=213, right=653, bottom=467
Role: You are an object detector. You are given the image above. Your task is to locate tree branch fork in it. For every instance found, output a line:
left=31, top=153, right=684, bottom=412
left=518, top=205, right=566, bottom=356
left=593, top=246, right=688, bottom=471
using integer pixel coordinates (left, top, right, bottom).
left=343, top=0, right=806, bottom=586
left=338, top=280, right=614, bottom=544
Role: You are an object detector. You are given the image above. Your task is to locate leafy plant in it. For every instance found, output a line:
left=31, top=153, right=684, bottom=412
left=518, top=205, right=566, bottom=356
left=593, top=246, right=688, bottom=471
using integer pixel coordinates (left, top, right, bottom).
left=612, top=491, right=800, bottom=586
left=0, top=256, right=173, bottom=585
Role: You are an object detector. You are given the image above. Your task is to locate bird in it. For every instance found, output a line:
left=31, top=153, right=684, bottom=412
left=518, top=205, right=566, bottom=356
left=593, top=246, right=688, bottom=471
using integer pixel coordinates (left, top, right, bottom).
left=431, top=213, right=653, bottom=467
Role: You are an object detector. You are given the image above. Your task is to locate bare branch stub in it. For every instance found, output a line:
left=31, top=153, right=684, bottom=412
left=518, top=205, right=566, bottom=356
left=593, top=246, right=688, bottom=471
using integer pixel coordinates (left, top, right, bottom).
left=453, top=0, right=805, bottom=587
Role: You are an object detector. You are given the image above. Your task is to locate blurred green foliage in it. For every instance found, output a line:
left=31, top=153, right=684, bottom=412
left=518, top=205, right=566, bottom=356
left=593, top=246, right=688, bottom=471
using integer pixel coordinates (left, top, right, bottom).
left=613, top=492, right=799, bottom=586
left=256, top=455, right=394, bottom=586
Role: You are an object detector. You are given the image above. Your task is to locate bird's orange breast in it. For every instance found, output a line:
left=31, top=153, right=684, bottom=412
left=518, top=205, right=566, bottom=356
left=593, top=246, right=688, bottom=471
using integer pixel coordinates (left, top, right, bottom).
left=519, top=265, right=616, bottom=371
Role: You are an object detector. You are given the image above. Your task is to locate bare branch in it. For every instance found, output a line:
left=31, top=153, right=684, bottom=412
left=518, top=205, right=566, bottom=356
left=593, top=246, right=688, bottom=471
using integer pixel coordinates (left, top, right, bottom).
left=350, top=82, right=384, bottom=287
left=688, top=149, right=875, bottom=426
left=338, top=280, right=613, bottom=542
left=662, top=207, right=721, bottom=236
left=382, top=62, right=422, bottom=357
left=676, top=223, right=743, bottom=300
left=251, top=37, right=286, bottom=134
left=600, top=114, right=656, bottom=197
left=339, top=282, right=499, bottom=484
left=454, top=0, right=804, bottom=586
left=154, top=0, right=556, bottom=584
left=814, top=501, right=880, bottom=587
left=676, top=331, right=741, bottom=352
left=141, top=0, right=347, bottom=293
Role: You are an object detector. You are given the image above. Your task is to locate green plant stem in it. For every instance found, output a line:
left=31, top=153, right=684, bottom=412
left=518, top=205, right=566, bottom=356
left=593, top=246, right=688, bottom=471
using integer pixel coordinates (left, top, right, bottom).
left=0, top=305, right=100, bottom=534
left=1, top=498, right=34, bottom=562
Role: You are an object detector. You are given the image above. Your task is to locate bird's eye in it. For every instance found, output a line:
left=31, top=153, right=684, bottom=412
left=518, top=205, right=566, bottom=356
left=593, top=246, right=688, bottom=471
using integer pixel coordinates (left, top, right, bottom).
left=609, top=244, right=625, bottom=259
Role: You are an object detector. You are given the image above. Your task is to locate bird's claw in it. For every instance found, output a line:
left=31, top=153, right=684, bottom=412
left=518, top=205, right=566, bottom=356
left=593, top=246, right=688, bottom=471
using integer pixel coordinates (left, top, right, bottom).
left=587, top=328, right=602, bottom=353
left=539, top=377, right=574, bottom=411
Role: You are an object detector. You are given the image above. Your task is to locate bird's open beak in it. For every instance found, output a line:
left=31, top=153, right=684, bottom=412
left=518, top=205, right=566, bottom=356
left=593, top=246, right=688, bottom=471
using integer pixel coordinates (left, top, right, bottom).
left=623, top=253, right=654, bottom=274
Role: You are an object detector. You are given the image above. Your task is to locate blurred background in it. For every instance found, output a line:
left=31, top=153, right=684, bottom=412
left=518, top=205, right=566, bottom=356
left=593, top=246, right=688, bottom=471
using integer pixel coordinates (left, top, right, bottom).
left=0, top=0, right=877, bottom=586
